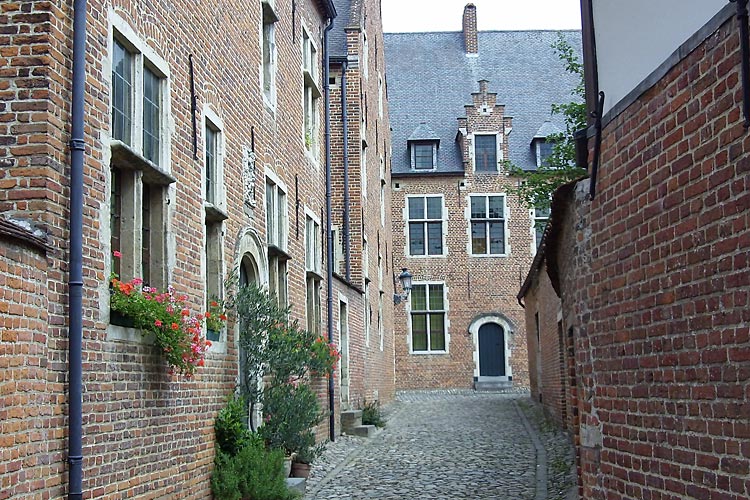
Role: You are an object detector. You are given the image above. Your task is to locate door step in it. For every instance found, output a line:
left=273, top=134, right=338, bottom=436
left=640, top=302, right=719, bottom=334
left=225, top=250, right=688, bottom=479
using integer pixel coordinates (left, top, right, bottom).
left=349, top=424, right=377, bottom=437
left=341, top=409, right=363, bottom=434
left=474, top=380, right=514, bottom=392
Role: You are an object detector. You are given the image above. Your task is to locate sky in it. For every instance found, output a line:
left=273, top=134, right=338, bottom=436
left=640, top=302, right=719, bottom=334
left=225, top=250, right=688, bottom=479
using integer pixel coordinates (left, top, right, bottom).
left=381, top=0, right=581, bottom=33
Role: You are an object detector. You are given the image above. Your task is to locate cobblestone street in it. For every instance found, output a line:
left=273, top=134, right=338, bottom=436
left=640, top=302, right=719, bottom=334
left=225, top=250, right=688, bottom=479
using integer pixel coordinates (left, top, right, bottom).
left=305, top=392, right=572, bottom=500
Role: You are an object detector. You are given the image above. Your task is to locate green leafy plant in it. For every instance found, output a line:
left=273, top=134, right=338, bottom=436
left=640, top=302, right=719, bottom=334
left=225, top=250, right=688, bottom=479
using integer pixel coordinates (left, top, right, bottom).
left=205, top=296, right=228, bottom=333
left=109, top=252, right=210, bottom=377
left=215, top=394, right=253, bottom=456
left=231, top=283, right=338, bottom=430
left=361, top=400, right=386, bottom=429
left=510, top=34, right=588, bottom=211
left=258, top=383, right=327, bottom=463
left=211, top=436, right=298, bottom=500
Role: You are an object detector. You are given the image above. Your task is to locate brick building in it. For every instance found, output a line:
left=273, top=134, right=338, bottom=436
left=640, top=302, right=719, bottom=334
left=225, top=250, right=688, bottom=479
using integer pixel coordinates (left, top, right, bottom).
left=520, top=1, right=750, bottom=498
left=384, top=5, right=581, bottom=390
left=0, top=0, right=393, bottom=498
left=328, top=0, right=395, bottom=411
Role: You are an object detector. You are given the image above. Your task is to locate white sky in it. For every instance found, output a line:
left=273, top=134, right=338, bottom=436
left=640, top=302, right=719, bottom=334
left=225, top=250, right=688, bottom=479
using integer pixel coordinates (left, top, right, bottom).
left=381, top=0, right=582, bottom=32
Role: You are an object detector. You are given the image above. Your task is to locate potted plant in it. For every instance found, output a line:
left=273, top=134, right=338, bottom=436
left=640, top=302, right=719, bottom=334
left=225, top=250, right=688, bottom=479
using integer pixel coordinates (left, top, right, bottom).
left=204, top=296, right=228, bottom=342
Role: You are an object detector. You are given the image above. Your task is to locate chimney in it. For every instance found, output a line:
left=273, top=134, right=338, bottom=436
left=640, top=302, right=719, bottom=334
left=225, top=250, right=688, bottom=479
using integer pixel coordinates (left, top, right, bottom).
left=463, top=3, right=478, bottom=55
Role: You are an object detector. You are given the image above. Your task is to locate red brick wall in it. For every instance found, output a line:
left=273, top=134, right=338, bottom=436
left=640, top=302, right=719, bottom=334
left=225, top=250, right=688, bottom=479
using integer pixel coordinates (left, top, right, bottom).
left=0, top=0, right=349, bottom=497
left=523, top=260, right=569, bottom=426
left=571, top=15, right=750, bottom=500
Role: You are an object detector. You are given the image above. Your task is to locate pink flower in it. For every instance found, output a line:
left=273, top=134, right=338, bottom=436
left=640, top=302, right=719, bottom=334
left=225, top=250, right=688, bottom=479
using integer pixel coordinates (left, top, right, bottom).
left=132, top=277, right=143, bottom=286
left=154, top=319, right=163, bottom=327
left=113, top=250, right=122, bottom=258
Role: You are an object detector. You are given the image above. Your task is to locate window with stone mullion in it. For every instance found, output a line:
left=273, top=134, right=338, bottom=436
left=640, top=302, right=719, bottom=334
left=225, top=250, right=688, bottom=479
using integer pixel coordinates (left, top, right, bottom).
left=410, top=283, right=446, bottom=352
left=470, top=195, right=505, bottom=255
left=475, top=135, right=497, bottom=171
left=112, top=40, right=133, bottom=145
left=407, top=196, right=443, bottom=256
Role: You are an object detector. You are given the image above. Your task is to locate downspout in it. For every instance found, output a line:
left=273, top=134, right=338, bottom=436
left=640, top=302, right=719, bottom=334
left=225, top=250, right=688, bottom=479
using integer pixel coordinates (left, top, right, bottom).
left=341, top=61, right=351, bottom=280
left=68, top=0, right=87, bottom=498
left=323, top=14, right=336, bottom=442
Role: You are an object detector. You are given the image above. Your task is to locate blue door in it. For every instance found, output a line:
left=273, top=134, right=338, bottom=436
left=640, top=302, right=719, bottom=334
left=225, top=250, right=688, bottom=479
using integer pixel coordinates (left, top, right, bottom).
left=479, top=323, right=505, bottom=376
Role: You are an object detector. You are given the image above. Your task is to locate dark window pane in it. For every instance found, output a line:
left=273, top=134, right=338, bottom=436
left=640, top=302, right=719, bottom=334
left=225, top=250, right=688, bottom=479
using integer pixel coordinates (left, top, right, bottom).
left=489, top=222, right=505, bottom=254
left=411, top=285, right=427, bottom=310
left=112, top=40, right=132, bottom=145
left=426, top=196, right=441, bottom=219
left=409, top=222, right=425, bottom=255
left=488, top=196, right=504, bottom=219
left=475, top=135, right=496, bottom=171
left=412, top=314, right=428, bottom=351
left=414, top=144, right=433, bottom=169
left=535, top=222, right=546, bottom=249
left=471, top=222, right=486, bottom=254
left=535, top=206, right=551, bottom=218
left=110, top=169, right=122, bottom=277
left=142, top=183, right=151, bottom=285
left=429, top=314, right=445, bottom=350
left=408, top=197, right=424, bottom=219
left=427, top=222, right=442, bottom=255
left=470, top=196, right=485, bottom=219
left=142, top=67, right=161, bottom=165
left=539, top=140, right=554, bottom=165
left=428, top=284, right=443, bottom=310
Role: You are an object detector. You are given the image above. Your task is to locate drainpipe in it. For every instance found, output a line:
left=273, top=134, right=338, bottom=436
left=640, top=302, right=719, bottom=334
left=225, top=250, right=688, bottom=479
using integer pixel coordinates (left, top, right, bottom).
left=68, top=0, right=87, bottom=498
left=323, top=15, right=336, bottom=442
left=341, top=61, right=351, bottom=280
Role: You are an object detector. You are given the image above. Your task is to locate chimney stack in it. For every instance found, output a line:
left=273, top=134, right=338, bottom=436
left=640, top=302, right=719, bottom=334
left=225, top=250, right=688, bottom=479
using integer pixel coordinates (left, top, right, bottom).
left=463, top=3, right=478, bottom=55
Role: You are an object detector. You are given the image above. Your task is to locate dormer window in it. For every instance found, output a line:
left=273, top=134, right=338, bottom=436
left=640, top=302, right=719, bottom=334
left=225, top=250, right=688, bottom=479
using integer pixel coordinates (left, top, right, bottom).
left=532, top=120, right=561, bottom=168
left=412, top=142, right=436, bottom=170
left=535, top=139, right=554, bottom=168
left=407, top=122, right=440, bottom=171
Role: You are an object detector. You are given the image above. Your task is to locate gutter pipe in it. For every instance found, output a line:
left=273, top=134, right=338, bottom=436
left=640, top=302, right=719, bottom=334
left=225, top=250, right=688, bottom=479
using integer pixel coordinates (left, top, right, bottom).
left=341, top=61, right=351, bottom=280
left=323, top=14, right=336, bottom=442
left=68, top=0, right=87, bottom=498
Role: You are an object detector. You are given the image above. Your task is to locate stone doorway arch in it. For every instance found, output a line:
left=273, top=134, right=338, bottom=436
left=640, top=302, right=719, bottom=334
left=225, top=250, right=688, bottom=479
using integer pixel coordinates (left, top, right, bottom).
left=470, top=314, right=514, bottom=384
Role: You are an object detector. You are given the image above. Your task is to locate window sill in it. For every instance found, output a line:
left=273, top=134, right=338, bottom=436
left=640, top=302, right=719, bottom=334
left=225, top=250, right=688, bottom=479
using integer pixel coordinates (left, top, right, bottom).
left=268, top=244, right=292, bottom=261
left=406, top=254, right=447, bottom=259
left=306, top=269, right=325, bottom=281
left=110, top=140, right=176, bottom=185
left=469, top=253, right=508, bottom=258
left=304, top=71, right=321, bottom=97
left=409, top=350, right=449, bottom=356
left=108, top=322, right=154, bottom=343
left=205, top=202, right=229, bottom=222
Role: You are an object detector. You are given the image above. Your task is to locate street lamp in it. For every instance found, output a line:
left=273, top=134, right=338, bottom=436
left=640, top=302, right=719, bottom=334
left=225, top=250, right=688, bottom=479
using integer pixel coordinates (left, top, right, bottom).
left=393, top=268, right=413, bottom=305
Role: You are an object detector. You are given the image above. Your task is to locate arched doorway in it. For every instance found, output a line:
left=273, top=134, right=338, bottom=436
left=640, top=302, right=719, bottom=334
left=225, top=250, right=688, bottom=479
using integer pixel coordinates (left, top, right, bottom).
left=469, top=314, right=513, bottom=385
left=479, top=323, right=505, bottom=376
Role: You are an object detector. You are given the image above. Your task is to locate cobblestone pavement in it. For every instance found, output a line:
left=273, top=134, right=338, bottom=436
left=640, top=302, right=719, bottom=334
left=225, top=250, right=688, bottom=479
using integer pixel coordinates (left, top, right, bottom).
left=305, top=391, right=548, bottom=500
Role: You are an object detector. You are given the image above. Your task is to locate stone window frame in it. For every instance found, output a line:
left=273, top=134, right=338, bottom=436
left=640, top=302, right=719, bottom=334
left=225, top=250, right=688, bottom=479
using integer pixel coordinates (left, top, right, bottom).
left=379, top=155, right=386, bottom=226
left=261, top=0, right=279, bottom=111
left=531, top=206, right=550, bottom=255
left=378, top=72, right=384, bottom=118
left=107, top=14, right=175, bottom=340
left=363, top=236, right=370, bottom=346
left=203, top=107, right=228, bottom=348
left=265, top=169, right=289, bottom=308
left=405, top=194, right=446, bottom=258
left=407, top=281, right=449, bottom=355
left=302, top=24, right=321, bottom=158
left=534, top=138, right=555, bottom=168
left=467, top=193, right=509, bottom=257
left=362, top=31, right=369, bottom=80
left=304, top=209, right=323, bottom=339
left=472, top=132, right=503, bottom=172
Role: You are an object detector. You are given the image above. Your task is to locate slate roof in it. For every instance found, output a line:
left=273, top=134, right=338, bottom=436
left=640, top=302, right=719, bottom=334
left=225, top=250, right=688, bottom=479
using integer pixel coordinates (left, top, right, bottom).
left=407, top=122, right=440, bottom=142
left=383, top=30, right=582, bottom=175
left=330, top=0, right=359, bottom=58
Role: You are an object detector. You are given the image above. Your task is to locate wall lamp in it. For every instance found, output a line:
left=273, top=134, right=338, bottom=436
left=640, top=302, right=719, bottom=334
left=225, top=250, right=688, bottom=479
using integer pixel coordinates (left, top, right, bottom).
left=393, top=268, right=413, bottom=305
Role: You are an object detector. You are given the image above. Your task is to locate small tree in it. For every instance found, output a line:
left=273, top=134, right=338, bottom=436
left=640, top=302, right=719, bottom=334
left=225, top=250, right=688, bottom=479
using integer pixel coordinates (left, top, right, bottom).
left=511, top=34, right=587, bottom=210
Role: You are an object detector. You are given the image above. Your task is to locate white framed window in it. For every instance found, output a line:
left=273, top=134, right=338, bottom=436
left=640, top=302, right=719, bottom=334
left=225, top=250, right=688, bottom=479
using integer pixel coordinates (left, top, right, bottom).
left=535, top=139, right=554, bottom=168
left=410, top=141, right=437, bottom=170
left=108, top=21, right=172, bottom=300
left=261, top=1, right=279, bottom=108
left=361, top=142, right=368, bottom=197
left=470, top=194, right=506, bottom=256
left=380, top=156, right=386, bottom=226
left=407, top=195, right=444, bottom=256
left=302, top=27, right=321, bottom=155
left=305, top=213, right=322, bottom=338
left=363, top=237, right=370, bottom=346
left=473, top=133, right=500, bottom=172
left=378, top=292, right=384, bottom=351
left=532, top=206, right=550, bottom=252
left=331, top=225, right=344, bottom=275
left=266, top=174, right=288, bottom=307
left=410, top=283, right=446, bottom=353
left=364, top=283, right=371, bottom=347
left=203, top=108, right=225, bottom=211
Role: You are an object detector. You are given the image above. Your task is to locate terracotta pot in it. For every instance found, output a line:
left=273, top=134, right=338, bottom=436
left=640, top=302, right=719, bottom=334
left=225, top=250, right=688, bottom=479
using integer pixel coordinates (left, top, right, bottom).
left=290, top=462, right=311, bottom=478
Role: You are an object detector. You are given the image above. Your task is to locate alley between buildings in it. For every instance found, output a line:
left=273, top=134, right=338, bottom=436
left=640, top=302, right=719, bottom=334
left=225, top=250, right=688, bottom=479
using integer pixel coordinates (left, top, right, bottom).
left=305, top=392, right=575, bottom=500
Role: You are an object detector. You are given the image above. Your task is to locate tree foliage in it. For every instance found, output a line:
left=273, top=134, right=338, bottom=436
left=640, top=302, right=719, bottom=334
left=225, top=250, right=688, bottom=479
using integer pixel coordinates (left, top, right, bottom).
left=510, top=34, right=588, bottom=210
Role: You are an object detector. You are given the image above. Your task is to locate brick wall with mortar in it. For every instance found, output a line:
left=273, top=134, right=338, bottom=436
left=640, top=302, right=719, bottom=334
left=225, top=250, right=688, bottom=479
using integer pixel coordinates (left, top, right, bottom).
left=392, top=82, right=532, bottom=390
left=522, top=258, right=569, bottom=427
left=565, top=14, right=750, bottom=500
left=329, top=0, right=396, bottom=410
left=0, top=0, right=344, bottom=497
